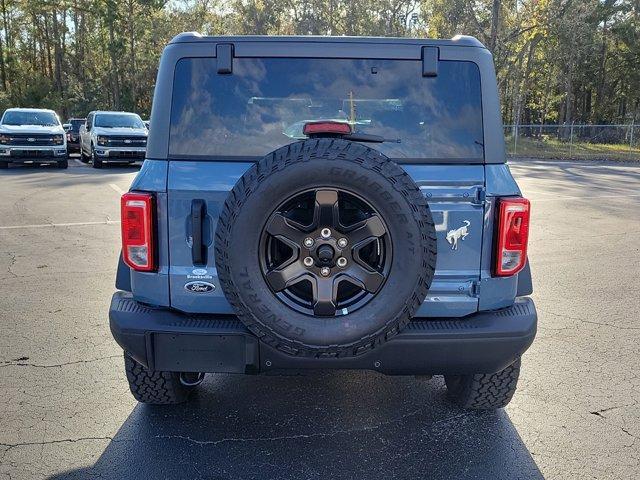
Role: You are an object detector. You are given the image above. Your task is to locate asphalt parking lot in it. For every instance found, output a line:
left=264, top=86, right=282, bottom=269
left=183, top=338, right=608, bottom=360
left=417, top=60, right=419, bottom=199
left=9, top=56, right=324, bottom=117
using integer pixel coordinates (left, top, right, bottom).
left=0, top=157, right=639, bottom=479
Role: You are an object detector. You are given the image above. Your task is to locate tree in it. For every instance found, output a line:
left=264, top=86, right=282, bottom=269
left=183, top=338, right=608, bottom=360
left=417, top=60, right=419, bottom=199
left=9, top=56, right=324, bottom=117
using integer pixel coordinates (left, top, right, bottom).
left=0, top=0, right=635, bottom=124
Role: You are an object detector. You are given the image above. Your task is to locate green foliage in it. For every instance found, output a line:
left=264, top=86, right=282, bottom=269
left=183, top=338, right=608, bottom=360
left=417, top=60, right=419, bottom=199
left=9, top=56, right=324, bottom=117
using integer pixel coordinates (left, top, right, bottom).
left=423, top=0, right=640, bottom=124
left=0, top=0, right=636, bottom=124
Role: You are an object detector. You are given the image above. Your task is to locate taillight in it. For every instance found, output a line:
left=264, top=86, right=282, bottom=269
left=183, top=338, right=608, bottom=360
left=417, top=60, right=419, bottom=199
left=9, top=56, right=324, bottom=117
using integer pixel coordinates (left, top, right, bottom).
left=494, top=198, right=530, bottom=276
left=121, top=192, right=156, bottom=272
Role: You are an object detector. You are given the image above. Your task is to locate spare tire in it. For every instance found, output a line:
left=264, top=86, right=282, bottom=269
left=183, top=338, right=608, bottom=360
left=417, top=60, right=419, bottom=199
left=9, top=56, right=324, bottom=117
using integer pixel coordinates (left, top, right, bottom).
left=215, top=139, right=437, bottom=357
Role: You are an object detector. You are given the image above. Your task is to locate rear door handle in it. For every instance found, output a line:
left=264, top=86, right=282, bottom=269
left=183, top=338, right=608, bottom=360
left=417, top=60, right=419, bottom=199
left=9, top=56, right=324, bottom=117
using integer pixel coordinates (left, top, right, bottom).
left=191, top=199, right=206, bottom=265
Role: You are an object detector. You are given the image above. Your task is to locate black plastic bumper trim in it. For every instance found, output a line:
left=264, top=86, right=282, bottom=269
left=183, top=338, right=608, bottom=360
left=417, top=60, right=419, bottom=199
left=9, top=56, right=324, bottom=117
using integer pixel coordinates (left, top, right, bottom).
left=4, top=156, right=65, bottom=162
left=106, top=151, right=145, bottom=159
left=109, top=292, right=536, bottom=375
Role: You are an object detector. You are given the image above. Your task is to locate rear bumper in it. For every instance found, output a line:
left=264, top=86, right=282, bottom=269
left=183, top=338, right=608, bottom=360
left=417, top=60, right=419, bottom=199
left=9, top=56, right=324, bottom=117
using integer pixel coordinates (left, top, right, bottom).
left=109, top=292, right=537, bottom=375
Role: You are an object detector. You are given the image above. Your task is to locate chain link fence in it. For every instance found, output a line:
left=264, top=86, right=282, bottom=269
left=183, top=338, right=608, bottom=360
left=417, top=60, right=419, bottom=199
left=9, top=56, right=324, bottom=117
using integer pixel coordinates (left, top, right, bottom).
left=504, top=124, right=640, bottom=161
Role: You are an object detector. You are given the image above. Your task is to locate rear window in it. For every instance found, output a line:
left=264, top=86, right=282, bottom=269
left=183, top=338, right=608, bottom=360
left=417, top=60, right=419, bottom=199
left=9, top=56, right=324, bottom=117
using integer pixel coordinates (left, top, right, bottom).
left=69, top=119, right=85, bottom=132
left=69, top=119, right=84, bottom=132
left=169, top=57, right=483, bottom=162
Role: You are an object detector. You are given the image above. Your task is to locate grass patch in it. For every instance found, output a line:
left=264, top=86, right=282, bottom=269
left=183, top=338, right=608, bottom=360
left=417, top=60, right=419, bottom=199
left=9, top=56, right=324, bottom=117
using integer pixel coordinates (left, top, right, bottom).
left=505, top=135, right=640, bottom=161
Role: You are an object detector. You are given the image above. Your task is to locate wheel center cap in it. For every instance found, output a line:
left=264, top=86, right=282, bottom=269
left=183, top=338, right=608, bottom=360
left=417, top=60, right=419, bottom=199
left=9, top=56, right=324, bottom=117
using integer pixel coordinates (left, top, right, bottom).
left=316, top=244, right=335, bottom=263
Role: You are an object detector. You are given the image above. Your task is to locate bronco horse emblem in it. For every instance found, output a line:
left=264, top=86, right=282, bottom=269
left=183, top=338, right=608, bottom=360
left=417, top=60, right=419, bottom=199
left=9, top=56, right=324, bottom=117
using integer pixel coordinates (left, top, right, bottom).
left=446, top=220, right=471, bottom=250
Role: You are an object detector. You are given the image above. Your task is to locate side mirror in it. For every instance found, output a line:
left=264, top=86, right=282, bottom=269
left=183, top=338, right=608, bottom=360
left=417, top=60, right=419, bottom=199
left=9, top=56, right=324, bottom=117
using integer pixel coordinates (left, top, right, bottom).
left=63, top=123, right=71, bottom=131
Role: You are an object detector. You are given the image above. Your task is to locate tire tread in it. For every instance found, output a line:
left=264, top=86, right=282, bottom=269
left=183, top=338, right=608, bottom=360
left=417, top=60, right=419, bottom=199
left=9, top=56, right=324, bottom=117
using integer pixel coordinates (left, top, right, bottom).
left=445, top=358, right=521, bottom=409
left=124, top=354, right=191, bottom=405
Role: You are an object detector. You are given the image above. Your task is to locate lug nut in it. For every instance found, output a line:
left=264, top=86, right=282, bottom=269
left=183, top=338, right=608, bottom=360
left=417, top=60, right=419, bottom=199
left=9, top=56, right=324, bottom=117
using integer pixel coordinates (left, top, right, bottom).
left=303, top=237, right=314, bottom=248
left=321, top=228, right=332, bottom=239
left=320, top=267, right=331, bottom=277
left=337, top=238, right=348, bottom=248
left=303, top=256, right=314, bottom=267
left=337, top=257, right=347, bottom=268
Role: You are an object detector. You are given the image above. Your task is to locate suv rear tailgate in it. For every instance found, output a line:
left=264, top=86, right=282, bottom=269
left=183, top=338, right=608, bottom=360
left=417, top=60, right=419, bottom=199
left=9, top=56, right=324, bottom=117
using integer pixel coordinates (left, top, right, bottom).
left=167, top=161, right=485, bottom=317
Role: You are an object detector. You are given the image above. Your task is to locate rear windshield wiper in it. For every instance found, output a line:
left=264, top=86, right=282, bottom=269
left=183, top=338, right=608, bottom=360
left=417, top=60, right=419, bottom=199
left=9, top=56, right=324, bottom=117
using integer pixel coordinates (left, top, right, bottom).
left=342, top=132, right=401, bottom=143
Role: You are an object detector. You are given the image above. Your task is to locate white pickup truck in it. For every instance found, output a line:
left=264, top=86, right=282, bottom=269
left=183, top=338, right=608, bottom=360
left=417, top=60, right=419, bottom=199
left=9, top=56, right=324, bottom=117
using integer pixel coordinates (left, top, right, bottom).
left=0, top=108, right=68, bottom=169
left=79, top=111, right=148, bottom=168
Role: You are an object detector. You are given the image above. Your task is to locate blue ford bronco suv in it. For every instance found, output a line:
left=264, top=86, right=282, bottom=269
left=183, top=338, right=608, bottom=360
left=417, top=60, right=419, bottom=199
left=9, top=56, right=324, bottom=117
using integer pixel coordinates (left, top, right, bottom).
left=110, top=33, right=536, bottom=409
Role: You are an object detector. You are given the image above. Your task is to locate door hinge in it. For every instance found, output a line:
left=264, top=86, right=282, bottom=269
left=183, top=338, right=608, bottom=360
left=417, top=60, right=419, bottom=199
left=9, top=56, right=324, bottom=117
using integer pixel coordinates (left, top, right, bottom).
left=474, top=187, right=486, bottom=205
left=471, top=280, right=481, bottom=297
left=216, top=43, right=234, bottom=74
left=422, top=46, right=439, bottom=77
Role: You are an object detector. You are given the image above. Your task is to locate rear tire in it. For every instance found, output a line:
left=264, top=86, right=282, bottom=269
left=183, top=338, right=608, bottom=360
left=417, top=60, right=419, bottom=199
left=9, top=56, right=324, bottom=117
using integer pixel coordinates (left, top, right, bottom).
left=124, top=354, right=200, bottom=405
left=0, top=161, right=8, bottom=169
left=79, top=148, right=89, bottom=163
left=445, top=357, right=521, bottom=410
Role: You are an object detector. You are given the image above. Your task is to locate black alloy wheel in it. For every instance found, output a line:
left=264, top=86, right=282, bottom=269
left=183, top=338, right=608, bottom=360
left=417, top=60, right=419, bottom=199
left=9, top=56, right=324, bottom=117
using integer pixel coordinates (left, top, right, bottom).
left=260, top=188, right=392, bottom=317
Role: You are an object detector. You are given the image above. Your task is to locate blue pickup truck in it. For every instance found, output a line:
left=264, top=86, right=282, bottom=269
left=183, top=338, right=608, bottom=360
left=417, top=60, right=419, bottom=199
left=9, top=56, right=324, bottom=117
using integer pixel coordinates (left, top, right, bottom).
left=110, top=33, right=536, bottom=409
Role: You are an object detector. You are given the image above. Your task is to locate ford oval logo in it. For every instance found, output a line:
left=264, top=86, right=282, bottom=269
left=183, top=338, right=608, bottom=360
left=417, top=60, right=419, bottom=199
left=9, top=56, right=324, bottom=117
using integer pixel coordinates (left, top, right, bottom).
left=27, top=137, right=36, bottom=142
left=184, top=281, right=215, bottom=293
left=124, top=139, right=131, bottom=144
left=192, top=268, right=208, bottom=276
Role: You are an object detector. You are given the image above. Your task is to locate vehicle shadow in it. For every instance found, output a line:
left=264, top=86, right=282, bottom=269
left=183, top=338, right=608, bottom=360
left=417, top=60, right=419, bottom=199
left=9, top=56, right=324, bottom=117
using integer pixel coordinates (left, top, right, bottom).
left=48, top=371, right=543, bottom=480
